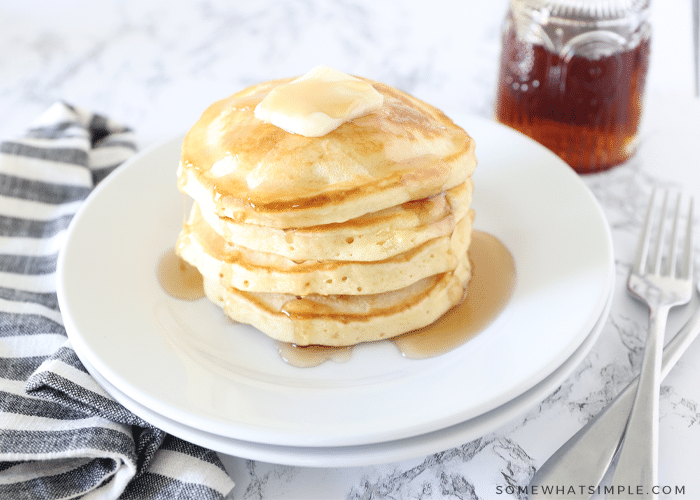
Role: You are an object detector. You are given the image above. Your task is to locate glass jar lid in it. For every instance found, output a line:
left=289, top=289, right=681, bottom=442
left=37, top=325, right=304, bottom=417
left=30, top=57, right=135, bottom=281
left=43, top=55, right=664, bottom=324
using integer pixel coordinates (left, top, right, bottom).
left=513, top=0, right=650, bottom=22
left=509, top=0, right=651, bottom=53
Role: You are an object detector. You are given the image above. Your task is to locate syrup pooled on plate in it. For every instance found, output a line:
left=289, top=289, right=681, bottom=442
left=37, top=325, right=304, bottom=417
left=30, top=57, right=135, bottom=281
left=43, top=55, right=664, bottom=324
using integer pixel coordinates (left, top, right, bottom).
left=393, top=231, right=515, bottom=358
left=276, top=342, right=353, bottom=368
left=157, top=248, right=205, bottom=300
left=278, top=231, right=516, bottom=366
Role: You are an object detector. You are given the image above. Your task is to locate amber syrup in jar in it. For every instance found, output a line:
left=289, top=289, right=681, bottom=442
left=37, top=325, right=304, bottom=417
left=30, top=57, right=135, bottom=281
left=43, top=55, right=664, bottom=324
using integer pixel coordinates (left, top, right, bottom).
left=495, top=1, right=651, bottom=173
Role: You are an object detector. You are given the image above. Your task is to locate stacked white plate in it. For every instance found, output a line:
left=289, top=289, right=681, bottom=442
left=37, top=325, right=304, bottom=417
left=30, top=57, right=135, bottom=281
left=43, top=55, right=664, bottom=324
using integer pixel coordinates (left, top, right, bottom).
left=57, top=115, right=614, bottom=467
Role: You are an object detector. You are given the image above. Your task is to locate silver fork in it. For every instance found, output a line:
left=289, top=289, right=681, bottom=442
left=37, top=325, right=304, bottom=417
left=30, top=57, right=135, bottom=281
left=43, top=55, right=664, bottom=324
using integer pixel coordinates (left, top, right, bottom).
left=609, top=190, right=694, bottom=498
left=528, top=286, right=700, bottom=500
left=527, top=190, right=695, bottom=499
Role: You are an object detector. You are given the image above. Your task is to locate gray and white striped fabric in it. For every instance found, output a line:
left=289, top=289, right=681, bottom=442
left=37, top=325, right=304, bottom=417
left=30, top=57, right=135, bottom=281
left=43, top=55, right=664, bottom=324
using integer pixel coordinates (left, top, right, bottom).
left=0, top=102, right=234, bottom=499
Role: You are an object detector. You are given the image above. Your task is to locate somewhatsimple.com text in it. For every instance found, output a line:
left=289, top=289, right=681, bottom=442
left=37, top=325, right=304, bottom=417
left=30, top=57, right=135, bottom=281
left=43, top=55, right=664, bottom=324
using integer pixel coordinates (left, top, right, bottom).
left=496, top=484, right=686, bottom=496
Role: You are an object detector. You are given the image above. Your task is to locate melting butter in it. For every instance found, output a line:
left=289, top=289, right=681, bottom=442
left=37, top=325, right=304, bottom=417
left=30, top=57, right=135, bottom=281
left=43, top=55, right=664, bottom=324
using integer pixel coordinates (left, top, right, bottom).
left=254, top=66, right=384, bottom=137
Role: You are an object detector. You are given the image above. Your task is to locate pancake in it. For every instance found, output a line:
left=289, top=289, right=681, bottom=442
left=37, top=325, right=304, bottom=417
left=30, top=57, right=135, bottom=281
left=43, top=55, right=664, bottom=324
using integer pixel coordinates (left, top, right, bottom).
left=202, top=251, right=471, bottom=347
left=176, top=68, right=477, bottom=347
left=178, top=77, right=476, bottom=228
left=198, top=179, right=472, bottom=262
left=178, top=205, right=473, bottom=296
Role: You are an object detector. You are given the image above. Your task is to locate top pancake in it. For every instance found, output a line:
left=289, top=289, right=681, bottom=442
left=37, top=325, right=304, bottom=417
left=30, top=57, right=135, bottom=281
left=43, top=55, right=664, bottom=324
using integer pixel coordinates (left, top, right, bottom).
left=179, top=77, right=476, bottom=228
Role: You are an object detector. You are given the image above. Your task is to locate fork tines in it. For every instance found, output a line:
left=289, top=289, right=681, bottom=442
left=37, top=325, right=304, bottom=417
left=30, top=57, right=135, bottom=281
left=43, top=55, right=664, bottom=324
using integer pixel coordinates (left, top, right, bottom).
left=634, top=189, right=695, bottom=279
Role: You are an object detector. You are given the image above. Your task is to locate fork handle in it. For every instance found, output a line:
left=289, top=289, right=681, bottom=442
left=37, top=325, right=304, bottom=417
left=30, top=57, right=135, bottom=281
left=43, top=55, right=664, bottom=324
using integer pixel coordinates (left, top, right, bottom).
left=528, top=305, right=700, bottom=500
left=608, top=304, right=670, bottom=499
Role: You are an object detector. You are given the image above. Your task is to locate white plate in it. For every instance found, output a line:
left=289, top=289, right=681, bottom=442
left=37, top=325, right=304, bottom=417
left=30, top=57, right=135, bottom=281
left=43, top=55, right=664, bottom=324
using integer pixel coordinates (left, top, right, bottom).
left=75, top=281, right=612, bottom=467
left=57, top=114, right=614, bottom=447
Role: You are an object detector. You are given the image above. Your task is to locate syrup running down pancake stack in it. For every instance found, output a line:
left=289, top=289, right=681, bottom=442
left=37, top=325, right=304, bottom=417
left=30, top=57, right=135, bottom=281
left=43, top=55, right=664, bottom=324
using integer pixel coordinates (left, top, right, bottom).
left=176, top=67, right=477, bottom=346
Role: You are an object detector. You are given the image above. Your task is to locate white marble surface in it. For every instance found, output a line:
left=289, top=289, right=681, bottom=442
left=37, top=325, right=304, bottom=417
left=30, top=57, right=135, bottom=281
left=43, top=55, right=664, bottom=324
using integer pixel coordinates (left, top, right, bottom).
left=3, top=0, right=700, bottom=498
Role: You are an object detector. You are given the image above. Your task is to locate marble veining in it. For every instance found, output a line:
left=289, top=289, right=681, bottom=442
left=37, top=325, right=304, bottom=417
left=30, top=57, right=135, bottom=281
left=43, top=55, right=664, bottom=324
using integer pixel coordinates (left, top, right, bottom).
left=232, top=436, right=537, bottom=500
left=344, top=438, right=521, bottom=500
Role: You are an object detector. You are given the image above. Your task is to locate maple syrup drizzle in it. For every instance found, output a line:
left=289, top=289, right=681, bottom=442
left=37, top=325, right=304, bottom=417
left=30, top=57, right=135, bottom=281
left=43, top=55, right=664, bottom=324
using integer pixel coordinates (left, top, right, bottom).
left=392, top=231, right=515, bottom=358
left=156, top=248, right=205, bottom=300
left=277, top=231, right=516, bottom=366
left=157, top=223, right=514, bottom=366
left=276, top=343, right=353, bottom=368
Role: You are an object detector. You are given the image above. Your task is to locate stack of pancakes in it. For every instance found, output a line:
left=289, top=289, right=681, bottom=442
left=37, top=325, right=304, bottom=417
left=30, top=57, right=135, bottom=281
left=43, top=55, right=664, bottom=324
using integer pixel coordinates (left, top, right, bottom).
left=176, top=75, right=477, bottom=347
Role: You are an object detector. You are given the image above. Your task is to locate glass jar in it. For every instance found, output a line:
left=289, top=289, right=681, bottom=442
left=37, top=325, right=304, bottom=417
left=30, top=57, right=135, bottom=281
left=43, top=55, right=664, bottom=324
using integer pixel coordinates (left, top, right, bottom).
left=495, top=0, right=651, bottom=173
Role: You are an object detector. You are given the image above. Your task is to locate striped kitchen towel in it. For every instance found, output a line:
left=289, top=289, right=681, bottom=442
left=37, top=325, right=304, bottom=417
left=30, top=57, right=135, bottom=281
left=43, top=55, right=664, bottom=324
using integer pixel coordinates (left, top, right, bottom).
left=0, top=102, right=234, bottom=499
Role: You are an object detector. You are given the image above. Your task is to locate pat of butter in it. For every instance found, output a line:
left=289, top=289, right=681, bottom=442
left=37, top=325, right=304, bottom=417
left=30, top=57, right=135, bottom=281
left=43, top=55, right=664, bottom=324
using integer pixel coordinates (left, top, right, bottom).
left=254, top=66, right=384, bottom=137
